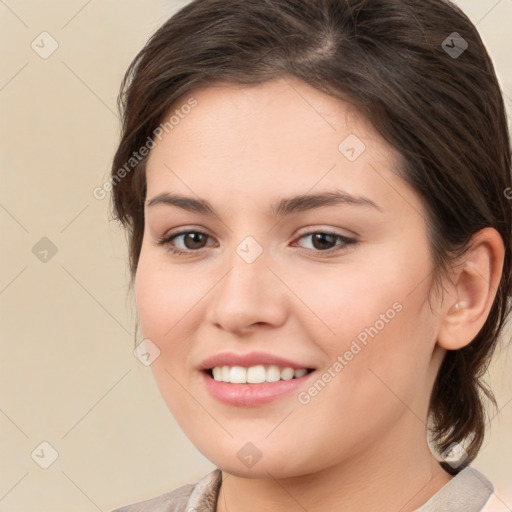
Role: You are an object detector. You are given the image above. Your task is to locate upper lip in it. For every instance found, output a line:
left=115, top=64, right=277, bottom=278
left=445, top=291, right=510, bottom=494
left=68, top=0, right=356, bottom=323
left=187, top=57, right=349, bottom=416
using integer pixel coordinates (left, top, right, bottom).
left=199, top=351, right=314, bottom=371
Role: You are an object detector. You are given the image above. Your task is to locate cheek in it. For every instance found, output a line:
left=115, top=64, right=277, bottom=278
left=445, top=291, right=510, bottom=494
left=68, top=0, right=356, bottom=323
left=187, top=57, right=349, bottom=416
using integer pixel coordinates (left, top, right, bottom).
left=134, top=251, right=199, bottom=395
left=134, top=248, right=205, bottom=339
left=291, top=243, right=431, bottom=350
left=292, top=243, right=437, bottom=403
left=134, top=257, right=197, bottom=416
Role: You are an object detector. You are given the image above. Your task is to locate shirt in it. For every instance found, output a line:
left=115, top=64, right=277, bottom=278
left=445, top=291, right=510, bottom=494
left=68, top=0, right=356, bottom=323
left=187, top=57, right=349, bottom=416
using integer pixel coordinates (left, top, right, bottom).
left=111, top=465, right=494, bottom=512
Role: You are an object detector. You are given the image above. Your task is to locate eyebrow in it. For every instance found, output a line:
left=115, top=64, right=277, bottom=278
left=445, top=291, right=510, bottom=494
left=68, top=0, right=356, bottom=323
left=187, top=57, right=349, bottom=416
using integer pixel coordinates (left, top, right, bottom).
left=146, top=190, right=382, bottom=217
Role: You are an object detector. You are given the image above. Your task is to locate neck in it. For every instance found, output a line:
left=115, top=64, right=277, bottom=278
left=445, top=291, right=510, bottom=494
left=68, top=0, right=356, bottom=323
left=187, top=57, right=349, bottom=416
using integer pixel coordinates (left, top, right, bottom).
left=216, top=420, right=453, bottom=512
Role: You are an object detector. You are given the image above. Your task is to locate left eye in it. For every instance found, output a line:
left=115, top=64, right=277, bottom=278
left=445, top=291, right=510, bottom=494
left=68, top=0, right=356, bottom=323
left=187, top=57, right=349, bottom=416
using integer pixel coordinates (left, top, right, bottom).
left=294, top=232, right=356, bottom=252
left=156, top=230, right=357, bottom=255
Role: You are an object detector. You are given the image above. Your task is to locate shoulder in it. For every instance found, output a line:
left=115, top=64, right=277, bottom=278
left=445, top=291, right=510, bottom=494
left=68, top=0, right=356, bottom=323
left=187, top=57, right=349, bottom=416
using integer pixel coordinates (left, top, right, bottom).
left=111, top=468, right=222, bottom=512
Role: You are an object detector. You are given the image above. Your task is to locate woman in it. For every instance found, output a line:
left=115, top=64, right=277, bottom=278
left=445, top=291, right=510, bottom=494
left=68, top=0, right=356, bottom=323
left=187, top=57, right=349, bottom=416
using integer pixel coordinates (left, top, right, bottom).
left=109, top=0, right=512, bottom=510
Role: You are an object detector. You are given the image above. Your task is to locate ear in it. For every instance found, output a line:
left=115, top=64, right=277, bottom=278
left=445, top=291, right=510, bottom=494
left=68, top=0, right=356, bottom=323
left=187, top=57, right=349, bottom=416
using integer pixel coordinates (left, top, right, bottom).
left=437, top=227, right=505, bottom=351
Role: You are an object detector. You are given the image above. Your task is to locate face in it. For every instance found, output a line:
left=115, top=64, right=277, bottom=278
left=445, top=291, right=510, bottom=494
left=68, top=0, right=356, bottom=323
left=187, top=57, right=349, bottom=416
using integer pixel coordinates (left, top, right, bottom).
left=135, top=77, right=445, bottom=478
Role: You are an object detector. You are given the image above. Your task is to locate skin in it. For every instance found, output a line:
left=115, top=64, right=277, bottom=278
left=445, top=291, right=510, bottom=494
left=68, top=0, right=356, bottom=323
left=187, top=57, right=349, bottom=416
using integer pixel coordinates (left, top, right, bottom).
left=135, top=76, right=504, bottom=512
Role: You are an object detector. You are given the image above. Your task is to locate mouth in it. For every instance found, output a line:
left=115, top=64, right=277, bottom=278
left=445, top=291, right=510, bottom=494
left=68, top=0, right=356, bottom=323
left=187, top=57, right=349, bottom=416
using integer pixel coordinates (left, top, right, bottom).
left=198, top=351, right=317, bottom=405
left=204, top=365, right=315, bottom=384
left=201, top=365, right=316, bottom=406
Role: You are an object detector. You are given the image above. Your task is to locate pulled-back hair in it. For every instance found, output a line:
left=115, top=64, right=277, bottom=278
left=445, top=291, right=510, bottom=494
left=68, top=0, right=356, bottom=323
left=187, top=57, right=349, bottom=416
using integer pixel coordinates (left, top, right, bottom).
left=110, top=0, right=512, bottom=472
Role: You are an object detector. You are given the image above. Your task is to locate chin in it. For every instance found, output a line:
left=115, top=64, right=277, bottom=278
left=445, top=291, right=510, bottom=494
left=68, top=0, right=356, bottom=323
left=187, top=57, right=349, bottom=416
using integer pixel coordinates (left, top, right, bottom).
left=193, top=438, right=314, bottom=479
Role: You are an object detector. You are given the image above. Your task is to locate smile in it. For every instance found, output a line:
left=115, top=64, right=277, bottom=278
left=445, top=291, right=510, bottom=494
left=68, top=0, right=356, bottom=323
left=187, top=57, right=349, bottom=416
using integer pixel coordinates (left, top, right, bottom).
left=209, top=365, right=312, bottom=383
left=201, top=367, right=316, bottom=406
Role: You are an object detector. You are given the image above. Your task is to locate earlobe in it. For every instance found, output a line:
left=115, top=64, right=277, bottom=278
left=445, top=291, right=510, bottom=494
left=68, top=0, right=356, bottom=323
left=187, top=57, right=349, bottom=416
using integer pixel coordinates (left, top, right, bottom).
left=436, top=227, right=505, bottom=351
left=451, top=300, right=468, bottom=313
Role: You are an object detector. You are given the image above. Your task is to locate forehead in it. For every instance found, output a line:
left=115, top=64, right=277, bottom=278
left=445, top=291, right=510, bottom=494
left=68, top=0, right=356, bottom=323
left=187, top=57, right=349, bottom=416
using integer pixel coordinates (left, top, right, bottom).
left=144, top=77, right=419, bottom=220
left=159, top=77, right=375, bottom=155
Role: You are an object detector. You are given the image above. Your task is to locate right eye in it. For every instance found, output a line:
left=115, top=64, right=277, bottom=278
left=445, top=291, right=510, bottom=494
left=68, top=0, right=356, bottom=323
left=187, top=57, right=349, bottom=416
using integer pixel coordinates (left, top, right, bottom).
left=156, top=229, right=215, bottom=255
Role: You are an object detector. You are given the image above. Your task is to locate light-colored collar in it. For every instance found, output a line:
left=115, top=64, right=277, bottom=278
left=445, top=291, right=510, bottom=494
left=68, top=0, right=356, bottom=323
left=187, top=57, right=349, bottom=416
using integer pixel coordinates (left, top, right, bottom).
left=414, top=466, right=494, bottom=512
left=184, top=465, right=494, bottom=512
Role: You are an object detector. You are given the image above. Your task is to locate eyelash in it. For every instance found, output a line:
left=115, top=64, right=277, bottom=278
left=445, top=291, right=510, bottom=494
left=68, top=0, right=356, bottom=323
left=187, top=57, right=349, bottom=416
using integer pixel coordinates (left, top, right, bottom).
left=155, top=229, right=358, bottom=257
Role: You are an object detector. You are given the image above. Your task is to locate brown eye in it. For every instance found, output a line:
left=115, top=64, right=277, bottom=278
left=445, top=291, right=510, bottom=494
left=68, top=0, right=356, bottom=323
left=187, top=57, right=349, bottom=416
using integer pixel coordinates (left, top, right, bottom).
left=180, top=232, right=209, bottom=250
left=310, top=233, right=338, bottom=251
left=156, top=230, right=213, bottom=254
left=157, top=229, right=357, bottom=257
left=295, top=231, right=356, bottom=253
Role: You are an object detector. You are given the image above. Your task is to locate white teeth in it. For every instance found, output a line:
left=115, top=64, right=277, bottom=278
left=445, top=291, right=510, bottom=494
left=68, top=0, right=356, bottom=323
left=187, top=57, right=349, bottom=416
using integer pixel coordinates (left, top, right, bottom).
left=247, top=365, right=266, bottom=384
left=266, top=365, right=281, bottom=382
left=229, top=366, right=247, bottom=383
left=280, top=367, right=294, bottom=380
left=294, top=368, right=308, bottom=378
left=209, top=365, right=311, bottom=384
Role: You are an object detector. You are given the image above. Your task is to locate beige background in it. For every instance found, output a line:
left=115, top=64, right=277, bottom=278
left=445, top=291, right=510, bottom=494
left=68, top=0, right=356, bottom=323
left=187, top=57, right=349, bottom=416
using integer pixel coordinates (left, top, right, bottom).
left=0, top=1, right=511, bottom=511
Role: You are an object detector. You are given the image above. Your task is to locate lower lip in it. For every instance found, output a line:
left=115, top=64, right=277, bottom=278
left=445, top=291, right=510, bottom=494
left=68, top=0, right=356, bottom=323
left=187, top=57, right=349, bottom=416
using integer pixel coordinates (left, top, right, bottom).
left=201, top=370, right=314, bottom=406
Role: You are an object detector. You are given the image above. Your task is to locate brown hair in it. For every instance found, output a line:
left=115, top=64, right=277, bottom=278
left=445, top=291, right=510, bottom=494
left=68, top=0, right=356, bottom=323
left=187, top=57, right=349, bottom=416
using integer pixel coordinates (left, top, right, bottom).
left=110, top=0, right=512, bottom=472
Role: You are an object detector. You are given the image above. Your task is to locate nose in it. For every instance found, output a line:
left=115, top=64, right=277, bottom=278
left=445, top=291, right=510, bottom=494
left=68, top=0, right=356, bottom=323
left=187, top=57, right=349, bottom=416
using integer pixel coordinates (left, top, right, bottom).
left=205, top=244, right=288, bottom=334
